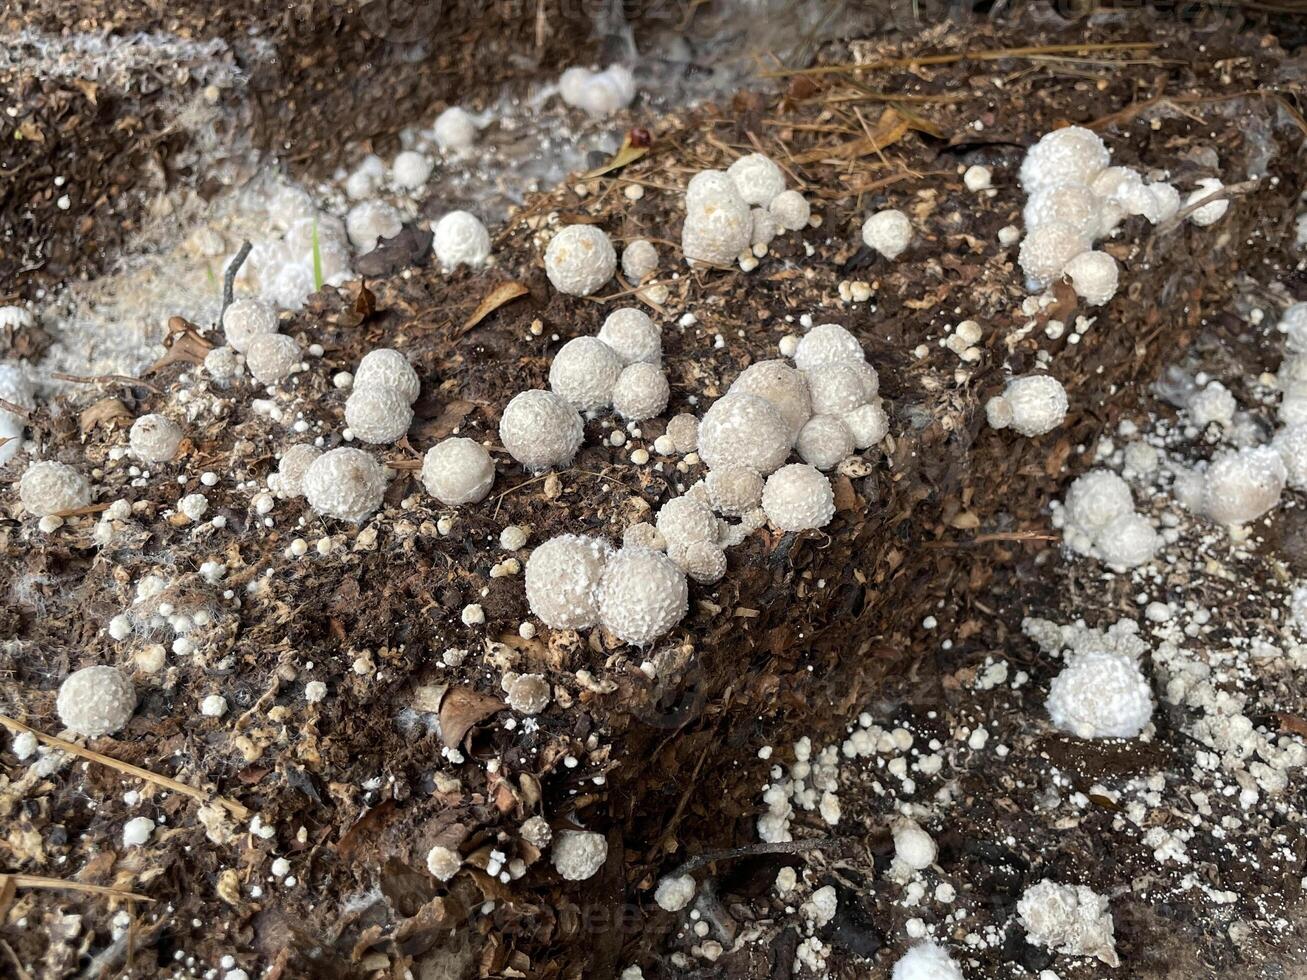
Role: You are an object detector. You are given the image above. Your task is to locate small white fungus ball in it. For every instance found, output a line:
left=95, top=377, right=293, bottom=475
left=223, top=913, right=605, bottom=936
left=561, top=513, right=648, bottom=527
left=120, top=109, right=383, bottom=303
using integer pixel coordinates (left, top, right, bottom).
left=843, top=401, right=889, bottom=449
left=962, top=164, right=992, bottom=191
left=1200, top=446, right=1286, bottom=525
left=612, top=363, right=669, bottom=421
left=1186, top=177, right=1229, bottom=226
left=549, top=337, right=623, bottom=411
left=1062, top=470, right=1134, bottom=538
left=345, top=385, right=413, bottom=443
left=861, top=209, right=912, bottom=260
left=796, top=415, right=854, bottom=471
left=129, top=414, right=183, bottom=463
left=1019, top=126, right=1110, bottom=192
left=426, top=844, right=461, bottom=881
left=19, top=460, right=91, bottom=516
left=597, top=546, right=689, bottom=645
left=200, top=694, right=228, bottom=718
left=1018, top=222, right=1091, bottom=288
left=1273, top=423, right=1307, bottom=490
left=891, top=941, right=964, bottom=980
left=729, top=360, right=812, bottom=441
left=1047, top=649, right=1153, bottom=739
left=769, top=190, right=810, bottom=231
left=503, top=672, right=551, bottom=715
left=433, top=210, right=491, bottom=269
left=598, top=308, right=661, bottom=366
left=892, top=820, right=937, bottom=871
left=122, top=816, right=155, bottom=847
left=1094, top=512, right=1161, bottom=570
left=1188, top=380, right=1236, bottom=429
left=805, top=362, right=868, bottom=416
left=1024, top=182, right=1102, bottom=241
left=499, top=390, right=585, bottom=472
left=551, top=829, right=608, bottom=881
left=545, top=225, right=617, bottom=297
left=1063, top=250, right=1119, bottom=306
left=246, top=333, right=301, bottom=385
left=705, top=466, right=763, bottom=516
left=345, top=200, right=403, bottom=253
left=656, top=496, right=719, bottom=550
left=762, top=463, right=835, bottom=532
left=421, top=437, right=496, bottom=505
left=727, top=153, right=786, bottom=206
left=433, top=106, right=478, bottom=151
left=57, top=665, right=136, bottom=737
left=203, top=345, right=243, bottom=383
left=792, top=322, right=864, bottom=373
left=698, top=393, right=792, bottom=476
left=672, top=540, right=728, bottom=584
left=392, top=150, right=433, bottom=189
left=685, top=170, right=734, bottom=207
left=682, top=186, right=752, bottom=267
left=1018, top=879, right=1119, bottom=966
left=524, top=534, right=614, bottom=629
left=654, top=874, right=696, bottom=912
left=985, top=375, right=1067, bottom=437
left=302, top=447, right=388, bottom=523
left=274, top=444, right=322, bottom=498
left=622, top=239, right=658, bottom=282
left=354, top=349, right=421, bottom=404
left=666, top=414, right=699, bottom=454
left=750, top=207, right=777, bottom=251
left=558, top=64, right=635, bottom=116
left=222, top=298, right=279, bottom=354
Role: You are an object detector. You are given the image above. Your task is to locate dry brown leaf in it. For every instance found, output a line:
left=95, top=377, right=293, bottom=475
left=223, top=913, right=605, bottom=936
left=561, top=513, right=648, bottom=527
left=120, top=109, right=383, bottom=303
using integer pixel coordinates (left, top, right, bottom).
left=438, top=686, right=504, bottom=748
left=581, top=131, right=650, bottom=179
left=832, top=475, right=859, bottom=512
left=148, top=318, right=213, bottom=374
left=79, top=398, right=131, bottom=435
left=460, top=282, right=528, bottom=335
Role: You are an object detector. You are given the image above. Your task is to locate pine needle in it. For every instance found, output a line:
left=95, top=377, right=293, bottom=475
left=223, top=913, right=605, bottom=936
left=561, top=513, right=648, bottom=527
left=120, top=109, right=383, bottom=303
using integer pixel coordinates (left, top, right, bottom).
left=3, top=874, right=153, bottom=903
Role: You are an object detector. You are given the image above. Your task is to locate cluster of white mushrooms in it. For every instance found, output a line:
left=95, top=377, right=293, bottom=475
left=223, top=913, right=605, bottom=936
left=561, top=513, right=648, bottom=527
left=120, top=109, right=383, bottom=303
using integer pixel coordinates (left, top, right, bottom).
left=558, top=64, right=637, bottom=117
left=547, top=308, right=669, bottom=421
left=234, top=183, right=353, bottom=310
left=681, top=153, right=812, bottom=270
left=213, top=297, right=303, bottom=385
left=344, top=348, right=419, bottom=444
left=1053, top=469, right=1160, bottom=570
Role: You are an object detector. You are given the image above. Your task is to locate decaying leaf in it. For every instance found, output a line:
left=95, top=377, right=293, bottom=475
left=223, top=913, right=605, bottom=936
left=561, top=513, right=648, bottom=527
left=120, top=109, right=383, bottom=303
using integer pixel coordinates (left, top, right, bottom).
left=438, top=686, right=504, bottom=748
left=460, top=282, right=528, bottom=335
left=412, top=399, right=477, bottom=443
left=581, top=129, right=651, bottom=179
left=79, top=397, right=132, bottom=434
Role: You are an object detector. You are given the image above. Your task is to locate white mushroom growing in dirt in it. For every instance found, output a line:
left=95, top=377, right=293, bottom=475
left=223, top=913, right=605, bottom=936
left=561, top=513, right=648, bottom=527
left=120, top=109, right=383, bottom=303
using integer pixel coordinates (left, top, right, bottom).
left=611, top=362, right=669, bottom=421
left=222, top=298, right=279, bottom=353
left=524, top=534, right=614, bottom=629
left=392, top=150, right=433, bottom=190
left=272, top=444, right=323, bottom=498
left=682, top=174, right=752, bottom=267
left=769, top=190, right=811, bottom=231
left=433, top=211, right=492, bottom=269
left=499, top=390, right=585, bottom=471
left=1055, top=469, right=1160, bottom=570
left=56, top=665, right=136, bottom=738
left=861, top=209, right=912, bottom=260
left=1046, top=648, right=1153, bottom=739
left=597, top=545, right=689, bottom=645
left=421, top=437, right=496, bottom=505
left=621, top=239, right=658, bottom=282
left=549, top=337, right=624, bottom=412
left=551, top=829, right=609, bottom=880
left=705, top=466, right=763, bottom=516
left=1062, top=250, right=1119, bottom=305
left=1017, top=879, right=1119, bottom=967
left=433, top=106, right=478, bottom=151
left=796, top=415, right=855, bottom=471
left=19, top=460, right=92, bottom=517
left=697, top=392, right=792, bottom=476
left=730, top=360, right=812, bottom=442
left=345, top=200, right=404, bottom=253
left=1018, top=125, right=1110, bottom=192
left=544, top=225, right=617, bottom=296
left=727, top=152, right=786, bottom=206
left=985, top=374, right=1067, bottom=437
left=891, top=941, right=964, bottom=980
left=302, top=447, right=388, bottom=522
left=597, top=308, right=662, bottom=365
left=1186, top=177, right=1229, bottom=226
left=345, top=385, right=413, bottom=443
left=246, top=333, right=302, bottom=385
left=761, top=463, right=835, bottom=532
left=354, top=348, right=421, bottom=404
left=1018, top=222, right=1091, bottom=289
left=129, top=414, right=184, bottom=463
left=558, top=64, right=636, bottom=116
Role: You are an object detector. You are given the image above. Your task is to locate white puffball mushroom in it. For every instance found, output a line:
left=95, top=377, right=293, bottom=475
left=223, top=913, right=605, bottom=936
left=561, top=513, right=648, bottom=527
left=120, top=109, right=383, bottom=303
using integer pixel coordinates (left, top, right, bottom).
left=1063, top=250, right=1119, bottom=306
left=421, top=437, right=496, bottom=505
left=654, top=874, right=696, bottom=912
left=1018, top=125, right=1110, bottom=192
left=1147, top=180, right=1181, bottom=223
left=203, top=345, right=243, bottom=383
left=985, top=375, right=1067, bottom=437
left=200, top=694, right=228, bottom=718
left=433, top=106, right=478, bottom=151
left=122, top=816, right=155, bottom=847
left=558, top=64, right=635, bottom=116
left=1023, top=182, right=1102, bottom=241
left=726, top=153, right=786, bottom=206
left=892, top=820, right=937, bottom=871
left=673, top=540, right=728, bottom=585
left=354, top=349, right=421, bottom=404
left=1186, top=177, right=1229, bottom=226
left=433, top=210, right=491, bottom=269
left=246, top=333, right=301, bottom=385
left=796, top=415, right=854, bottom=471
left=1063, top=470, right=1134, bottom=539
left=1047, top=649, right=1153, bottom=739
left=1281, top=302, right=1307, bottom=352
left=524, top=534, right=614, bottom=629
left=1200, top=446, right=1286, bottom=525
left=1017, top=879, right=1120, bottom=967
left=621, top=239, right=658, bottom=282
left=57, top=665, right=136, bottom=738
left=302, top=447, right=388, bottom=523
left=685, top=170, right=733, bottom=208
left=730, top=360, right=812, bottom=441
left=221, top=298, right=279, bottom=354
left=345, top=385, right=413, bottom=443
left=750, top=207, right=778, bottom=252
left=761, top=463, right=835, bottom=532
left=705, top=466, right=763, bottom=517
left=769, top=190, right=810, bottom=231
left=683, top=183, right=752, bottom=267
left=503, top=673, right=551, bottom=715
left=499, top=390, right=585, bottom=472
left=1094, top=512, right=1161, bottom=570
left=698, top=392, right=792, bottom=476
left=891, top=941, right=964, bottom=980
left=1018, top=222, right=1091, bottom=288
left=612, top=363, right=669, bottom=421
left=805, top=362, right=867, bottom=416
left=426, top=844, right=461, bottom=881
left=345, top=200, right=403, bottom=253
left=597, top=308, right=661, bottom=366
left=275, top=444, right=323, bottom=498
left=549, top=337, right=623, bottom=411
left=793, top=322, right=864, bottom=373
left=19, top=460, right=91, bottom=516
left=1273, top=423, right=1307, bottom=490
left=655, top=496, right=719, bottom=551
left=1189, top=381, right=1236, bottom=429
left=392, top=150, right=433, bottom=189
left=597, top=546, right=688, bottom=645
left=129, top=414, right=183, bottom=463
left=861, top=209, right=912, bottom=259
left=551, top=829, right=609, bottom=881
left=843, top=401, right=889, bottom=449
left=962, top=164, right=992, bottom=191
left=545, top=225, right=617, bottom=297
left=666, top=414, right=699, bottom=454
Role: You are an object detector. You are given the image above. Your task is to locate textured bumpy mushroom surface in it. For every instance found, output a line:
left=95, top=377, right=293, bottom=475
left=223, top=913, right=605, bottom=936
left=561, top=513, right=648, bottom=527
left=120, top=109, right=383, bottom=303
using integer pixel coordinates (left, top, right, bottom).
left=345, top=385, right=413, bottom=443
left=796, top=415, right=854, bottom=470
left=621, top=239, right=658, bottom=281
left=1018, top=221, right=1090, bottom=288
left=558, top=64, right=636, bottom=116
left=302, top=447, right=387, bottom=522
left=524, top=534, right=614, bottom=629
left=391, top=150, right=432, bottom=189
left=685, top=169, right=734, bottom=207
left=683, top=185, right=752, bottom=266
left=986, top=375, right=1067, bottom=437
left=705, top=466, right=763, bottom=516
left=1273, top=423, right=1307, bottom=489
left=1094, top=512, right=1161, bottom=569
left=203, top=346, right=243, bottom=383
left=544, top=225, right=617, bottom=296
left=891, top=941, right=964, bottom=980
left=274, top=444, right=323, bottom=498
left=245, top=332, right=301, bottom=384
left=499, top=390, right=585, bottom=471
left=672, top=539, right=728, bottom=584
left=762, top=463, right=835, bottom=532
left=549, top=337, right=623, bottom=411
left=698, top=392, right=792, bottom=475
left=727, top=152, right=786, bottom=206
left=19, top=460, right=92, bottom=516
left=221, top=298, right=279, bottom=353
left=0, top=366, right=32, bottom=465
left=433, top=210, right=491, bottom=269
left=597, top=308, right=661, bottom=366
left=729, top=360, right=812, bottom=440
left=1023, top=182, right=1102, bottom=241
left=597, top=545, right=689, bottom=645
left=654, top=875, right=696, bottom=912
left=421, top=437, right=496, bottom=505
left=1061, top=469, right=1134, bottom=544
left=655, top=496, right=720, bottom=550
left=1017, top=879, right=1119, bottom=967
left=861, top=209, right=912, bottom=259
left=433, top=106, right=477, bottom=150
left=129, top=414, right=183, bottom=463
left=1063, top=250, right=1119, bottom=305
left=354, top=348, right=421, bottom=404
left=57, top=665, right=136, bottom=737
left=1018, top=125, right=1110, bottom=192
left=792, top=322, right=865, bottom=373
left=502, top=672, right=551, bottom=714
left=426, top=844, right=461, bottom=881
left=611, top=362, right=669, bottom=420
left=1046, top=649, right=1153, bottom=738
left=769, top=190, right=810, bottom=231
left=551, top=829, right=609, bottom=880
left=843, top=401, right=889, bottom=449
left=1182, top=380, right=1230, bottom=429
left=345, top=200, right=403, bottom=252
left=805, top=362, right=868, bottom=416
left=1200, top=446, right=1286, bottom=525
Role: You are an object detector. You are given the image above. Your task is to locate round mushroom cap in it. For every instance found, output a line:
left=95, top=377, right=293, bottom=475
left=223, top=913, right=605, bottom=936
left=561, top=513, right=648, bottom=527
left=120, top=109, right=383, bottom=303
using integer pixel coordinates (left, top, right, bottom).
left=1018, top=125, right=1110, bottom=192
left=392, top=150, right=433, bottom=189
left=544, top=225, right=616, bottom=297
left=1201, top=446, right=1286, bottom=525
left=1046, top=649, right=1153, bottom=739
left=665, top=414, right=699, bottom=454
left=1273, top=423, right=1307, bottom=490
left=843, top=401, right=889, bottom=449
left=655, top=496, right=720, bottom=550
left=750, top=207, right=778, bottom=250
left=246, top=333, right=302, bottom=384
left=129, top=414, right=183, bottom=463
left=346, top=200, right=403, bottom=253
left=499, top=390, right=585, bottom=471
left=729, top=360, right=812, bottom=441
left=1000, top=375, right=1068, bottom=437
left=762, top=463, right=835, bottom=532
left=698, top=392, right=792, bottom=476
left=796, top=415, right=855, bottom=471
left=433, top=210, right=491, bottom=269
left=1094, top=512, right=1161, bottom=570
left=861, top=209, right=913, bottom=259
left=597, top=308, right=661, bottom=366
left=1063, top=470, right=1133, bottom=536
left=672, top=539, right=728, bottom=584
left=891, top=942, right=964, bottom=980
left=57, top=665, right=136, bottom=738
left=705, top=466, right=764, bottom=516
left=769, top=190, right=811, bottom=231
left=222, top=298, right=279, bottom=354
left=275, top=444, right=323, bottom=498
left=1018, top=222, right=1091, bottom=288
left=421, top=437, right=496, bottom=505
left=433, top=106, right=477, bottom=150
left=203, top=345, right=243, bottom=383
left=597, top=545, right=689, bottom=645
left=1023, top=182, right=1102, bottom=241
left=345, top=385, right=413, bottom=444
left=682, top=190, right=752, bottom=266
left=622, top=239, right=659, bottom=282
left=503, top=672, right=551, bottom=715
left=551, top=829, right=609, bottom=881
left=727, top=152, right=786, bottom=206
left=805, top=362, right=868, bottom=416
left=685, top=170, right=734, bottom=208
left=549, top=337, right=623, bottom=412
left=524, top=533, right=614, bottom=629
left=19, top=460, right=91, bottom=516
left=302, top=447, right=388, bottom=522
left=1063, top=251, right=1119, bottom=306
left=793, top=323, right=865, bottom=373
left=611, top=362, right=669, bottom=421
left=354, top=348, right=421, bottom=404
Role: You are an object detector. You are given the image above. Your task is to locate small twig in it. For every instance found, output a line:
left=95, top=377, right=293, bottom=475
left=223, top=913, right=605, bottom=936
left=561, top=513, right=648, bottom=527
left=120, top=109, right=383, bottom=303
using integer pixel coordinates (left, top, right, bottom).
left=51, top=372, right=161, bottom=395
left=760, top=42, right=1163, bottom=79
left=3, top=873, right=153, bottom=903
left=1157, top=178, right=1261, bottom=235
left=0, top=397, right=30, bottom=418
left=220, top=241, right=253, bottom=324
left=0, top=939, right=32, bottom=980
left=669, top=838, right=839, bottom=880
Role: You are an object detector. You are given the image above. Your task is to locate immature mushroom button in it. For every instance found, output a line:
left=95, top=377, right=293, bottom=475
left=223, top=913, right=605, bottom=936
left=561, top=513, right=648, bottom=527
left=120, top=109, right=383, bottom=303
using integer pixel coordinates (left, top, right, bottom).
left=1017, top=222, right=1090, bottom=289
left=682, top=185, right=752, bottom=267
left=19, top=460, right=92, bottom=516
left=503, top=672, right=551, bottom=714
left=1018, top=125, right=1110, bottom=192
left=698, top=393, right=792, bottom=476
left=685, top=170, right=734, bottom=207
left=597, top=545, right=689, bottom=646
left=345, top=385, right=413, bottom=443
left=705, top=466, right=763, bottom=516
left=655, top=496, right=720, bottom=551
left=843, top=401, right=889, bottom=449
left=761, top=464, right=835, bottom=532
left=354, top=348, right=420, bottom=404
left=57, top=665, right=136, bottom=737
left=597, top=308, right=662, bottom=365
left=433, top=106, right=477, bottom=150
left=1046, top=649, right=1153, bottom=739
left=524, top=533, right=614, bottom=629
left=1023, top=182, right=1102, bottom=241
left=621, top=239, right=658, bottom=282
left=246, top=334, right=301, bottom=385
left=1017, top=879, right=1119, bottom=967
left=861, top=209, right=912, bottom=259
left=654, top=874, right=696, bottom=912
left=274, top=444, right=323, bottom=498
left=796, top=415, right=855, bottom=471
left=1200, top=446, right=1286, bottom=525
left=426, top=844, right=461, bottom=881
left=1094, top=512, right=1160, bottom=570
left=611, top=362, right=669, bottom=421
left=499, top=390, right=585, bottom=471
left=392, top=150, right=433, bottom=189
left=221, top=298, right=278, bottom=354
left=421, top=437, right=496, bottom=505
left=768, top=190, right=810, bottom=231
left=729, top=360, right=812, bottom=441
left=129, top=414, right=183, bottom=463
left=1186, top=177, right=1229, bottom=226
left=672, top=539, right=728, bottom=584
left=345, top=200, right=403, bottom=253
left=302, top=447, right=387, bottom=522
left=549, top=337, right=623, bottom=411
left=792, top=322, right=865, bottom=373
left=805, top=362, right=868, bottom=416
left=544, top=225, right=616, bottom=297
left=985, top=375, right=1067, bottom=437
left=726, top=152, right=786, bottom=206
left=551, top=829, right=608, bottom=881
left=1062, top=470, right=1134, bottom=538
left=433, top=210, right=491, bottom=269
left=1063, top=250, right=1119, bottom=306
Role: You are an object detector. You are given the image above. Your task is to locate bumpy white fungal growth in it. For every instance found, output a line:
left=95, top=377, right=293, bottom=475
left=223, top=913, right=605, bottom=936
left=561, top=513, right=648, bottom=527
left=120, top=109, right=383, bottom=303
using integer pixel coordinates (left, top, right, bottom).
left=654, top=874, right=696, bottom=912
left=520, top=816, right=552, bottom=849
left=345, top=386, right=413, bottom=443
left=246, top=333, right=301, bottom=384
left=203, top=346, right=243, bottom=384
left=761, top=463, right=835, bottom=532
left=623, top=522, right=664, bottom=550
left=985, top=375, right=1067, bottom=437
left=0, top=365, right=32, bottom=465
left=354, top=349, right=421, bottom=404
left=1199, top=446, right=1286, bottom=525
left=1047, top=649, right=1153, bottom=739
left=705, top=466, right=763, bottom=516
left=302, top=447, right=387, bottom=522
left=1186, top=177, right=1229, bottom=226
left=499, top=390, right=585, bottom=471
left=433, top=210, right=491, bottom=269
left=861, top=209, right=912, bottom=259
left=963, top=164, right=992, bottom=191
left=666, top=414, right=699, bottom=454
left=673, top=540, right=728, bottom=584
left=655, top=496, right=720, bottom=551
left=843, top=401, right=889, bottom=449
left=892, top=820, right=937, bottom=871
left=1188, top=380, right=1235, bottom=429
left=683, top=181, right=752, bottom=267
left=545, top=225, right=617, bottom=297
left=558, top=64, right=636, bottom=116
left=433, top=106, right=478, bottom=151
left=597, top=308, right=661, bottom=366
left=698, top=393, right=792, bottom=476
left=551, top=829, right=609, bottom=881
left=796, top=415, right=855, bottom=471
left=769, top=190, right=810, bottom=231
left=503, top=672, right=551, bottom=715
left=426, top=845, right=461, bottom=881
left=549, top=337, right=623, bottom=411
left=621, top=239, right=658, bottom=282
left=597, top=546, right=689, bottom=645
left=1017, top=879, right=1119, bottom=967
left=19, top=460, right=91, bottom=516
left=1023, top=182, right=1101, bottom=241
left=611, top=363, right=669, bottom=421
left=392, top=150, right=433, bottom=189
left=1094, top=512, right=1161, bottom=570
left=274, top=444, right=322, bottom=498
left=56, top=665, right=136, bottom=737
left=221, top=298, right=279, bottom=354
left=524, top=534, right=614, bottom=629
left=1273, top=423, right=1307, bottom=490
left=122, top=816, right=155, bottom=847
left=0, top=306, right=34, bottom=330
left=729, top=360, right=812, bottom=441
left=1063, top=250, right=1119, bottom=305
left=805, top=362, right=867, bottom=416
left=727, top=153, right=786, bottom=206
left=1280, top=301, right=1307, bottom=352
left=421, top=437, right=496, bottom=505
left=750, top=208, right=778, bottom=252
left=792, top=322, right=864, bottom=373
left=891, top=942, right=964, bottom=980
left=129, top=414, right=183, bottom=463
left=1018, top=222, right=1090, bottom=288
left=1019, top=126, right=1110, bottom=192
left=1060, top=470, right=1133, bottom=545
left=345, top=200, right=403, bottom=253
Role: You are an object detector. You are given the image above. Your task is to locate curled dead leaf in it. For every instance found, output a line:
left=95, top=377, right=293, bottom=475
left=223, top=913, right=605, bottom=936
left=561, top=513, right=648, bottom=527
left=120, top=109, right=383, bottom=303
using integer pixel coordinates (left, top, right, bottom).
left=581, top=130, right=651, bottom=179
left=438, top=686, right=504, bottom=748
left=460, top=282, right=528, bottom=336
left=79, top=398, right=132, bottom=434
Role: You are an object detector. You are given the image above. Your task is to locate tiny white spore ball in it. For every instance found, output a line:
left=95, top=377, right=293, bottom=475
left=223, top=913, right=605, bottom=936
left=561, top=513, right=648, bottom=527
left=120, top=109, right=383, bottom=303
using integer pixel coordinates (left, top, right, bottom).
left=796, top=415, right=854, bottom=471
left=433, top=106, right=478, bottom=151
left=545, top=225, right=616, bottom=297
left=962, top=164, right=992, bottom=191
left=622, top=239, right=658, bottom=282
left=499, top=390, right=585, bottom=472
left=769, top=190, right=810, bottom=231
left=1094, top=513, right=1161, bottom=570
left=1188, top=381, right=1235, bottom=429
left=222, top=298, right=279, bottom=354
left=891, top=941, right=964, bottom=980
left=793, top=322, right=864, bottom=373
left=302, top=447, right=387, bottom=523
left=57, top=665, right=136, bottom=738
left=654, top=874, right=696, bottom=912
left=730, top=360, right=812, bottom=441
left=524, top=534, right=614, bottom=629
left=1273, top=423, right=1307, bottom=490
left=705, top=466, right=763, bottom=517
left=861, top=209, right=912, bottom=260
left=985, top=375, right=1067, bottom=437
left=275, top=444, right=323, bottom=498
left=598, top=545, right=689, bottom=645
left=1046, top=649, right=1153, bottom=739
left=762, top=463, right=835, bottom=532
left=433, top=210, right=491, bottom=269
left=598, top=308, right=661, bottom=366
left=549, top=337, right=623, bottom=411
left=656, top=496, right=719, bottom=550
left=805, top=362, right=868, bottom=416
left=1201, top=446, right=1286, bottom=525
left=354, top=348, right=421, bottom=404
left=727, top=153, right=786, bottom=206
left=426, top=844, right=461, bottom=881
left=19, top=460, right=91, bottom=516
left=552, top=829, right=609, bottom=881
left=698, top=393, right=792, bottom=476
left=503, top=673, right=551, bottom=715
left=1018, top=879, right=1119, bottom=967
left=345, top=386, right=413, bottom=443
left=843, top=401, right=889, bottom=449
left=421, top=437, right=496, bottom=505
left=1186, top=177, right=1229, bottom=226
left=1018, top=222, right=1090, bottom=288
left=683, top=185, right=752, bottom=267
left=892, top=820, right=937, bottom=871
left=1023, top=182, right=1102, bottom=241
left=203, top=345, right=243, bottom=384
left=1063, top=250, right=1119, bottom=306
left=345, top=200, right=403, bottom=253
left=129, top=414, right=183, bottom=463
left=392, top=150, right=433, bottom=189
left=122, top=816, right=155, bottom=847
left=1019, top=126, right=1110, bottom=192
left=612, top=363, right=669, bottom=421
left=246, top=333, right=302, bottom=385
